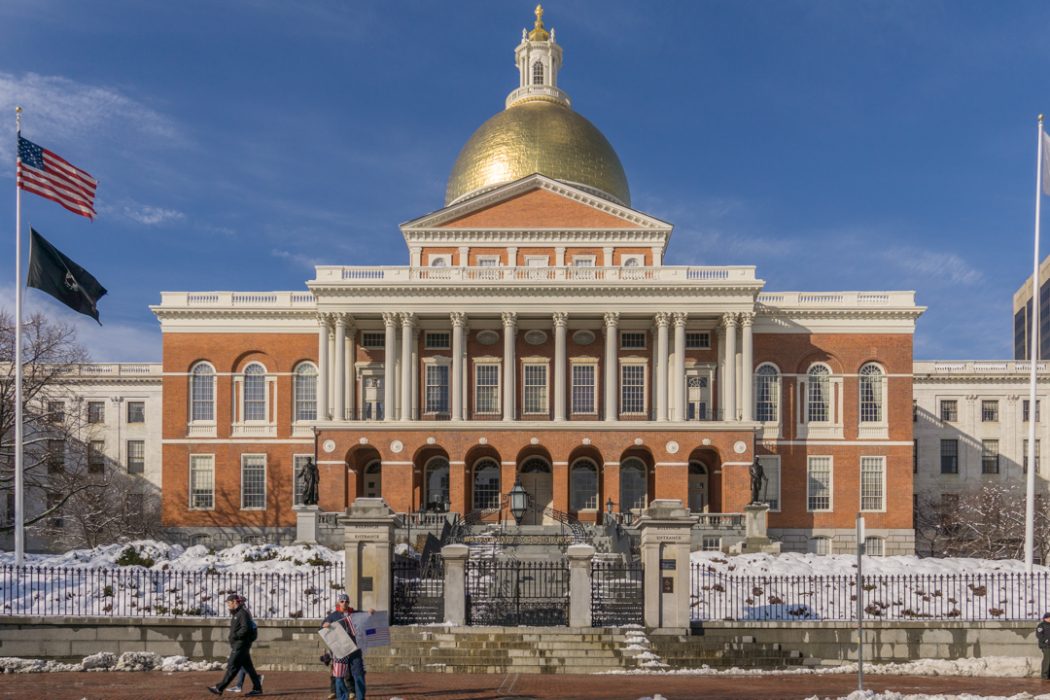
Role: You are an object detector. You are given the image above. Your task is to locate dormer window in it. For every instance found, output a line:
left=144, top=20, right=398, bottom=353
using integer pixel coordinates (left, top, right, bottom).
left=532, top=60, right=544, bottom=85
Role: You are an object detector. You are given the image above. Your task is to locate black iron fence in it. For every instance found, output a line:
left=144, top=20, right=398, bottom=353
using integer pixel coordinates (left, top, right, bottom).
left=391, top=556, right=444, bottom=625
left=0, top=564, right=344, bottom=619
left=591, top=560, right=644, bottom=627
left=466, top=559, right=569, bottom=626
left=691, top=565, right=1050, bottom=621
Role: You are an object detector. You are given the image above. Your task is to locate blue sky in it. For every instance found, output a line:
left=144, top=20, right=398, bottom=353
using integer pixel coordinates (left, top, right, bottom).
left=1, top=0, right=1048, bottom=361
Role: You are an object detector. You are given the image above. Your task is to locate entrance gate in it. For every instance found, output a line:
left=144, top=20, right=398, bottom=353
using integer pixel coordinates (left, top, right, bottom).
left=466, top=559, right=569, bottom=626
left=591, top=559, right=644, bottom=626
left=391, top=555, right=444, bottom=625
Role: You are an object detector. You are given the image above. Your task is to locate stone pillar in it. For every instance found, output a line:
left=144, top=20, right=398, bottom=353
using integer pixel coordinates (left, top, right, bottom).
left=507, top=246, right=518, bottom=267
left=294, top=504, right=320, bottom=544
left=740, top=312, right=755, bottom=422
left=317, top=314, right=330, bottom=421
left=553, top=312, right=568, bottom=422
left=451, top=312, right=466, bottom=421
left=603, top=312, right=619, bottom=422
left=457, top=245, right=469, bottom=267
left=400, top=313, right=415, bottom=421
left=442, top=543, right=469, bottom=626
left=655, top=312, right=670, bottom=422
left=672, top=313, right=687, bottom=421
left=346, top=322, right=356, bottom=420
left=636, top=499, right=696, bottom=631
left=382, top=313, right=397, bottom=422
left=651, top=246, right=663, bottom=267
left=567, top=544, right=595, bottom=628
left=334, top=315, right=347, bottom=421
left=602, top=246, right=614, bottom=267
left=502, top=311, right=517, bottom=421
left=410, top=247, right=421, bottom=268
left=722, top=313, right=738, bottom=421
left=341, top=498, right=396, bottom=612
left=555, top=246, right=566, bottom=268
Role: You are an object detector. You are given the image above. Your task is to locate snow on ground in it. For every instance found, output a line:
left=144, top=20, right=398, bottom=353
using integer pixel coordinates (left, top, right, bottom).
left=691, top=552, right=1050, bottom=577
left=606, top=657, right=1041, bottom=678
left=806, top=693, right=1050, bottom=700
left=0, top=651, right=222, bottom=673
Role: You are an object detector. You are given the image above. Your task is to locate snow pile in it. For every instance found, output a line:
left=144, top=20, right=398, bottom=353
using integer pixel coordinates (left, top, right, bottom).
left=691, top=552, right=1050, bottom=577
left=0, top=652, right=222, bottom=673
left=606, top=656, right=1039, bottom=678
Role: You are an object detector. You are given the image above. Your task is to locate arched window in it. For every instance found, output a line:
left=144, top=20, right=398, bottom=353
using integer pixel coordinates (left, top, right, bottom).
left=859, top=363, right=884, bottom=423
left=293, top=362, right=317, bottom=422
left=243, top=363, right=267, bottom=421
left=532, top=60, right=544, bottom=85
left=570, top=459, right=598, bottom=511
left=363, top=460, right=382, bottom=498
left=190, top=362, right=215, bottom=422
left=424, top=457, right=450, bottom=512
left=472, top=458, right=501, bottom=510
left=755, top=364, right=780, bottom=423
left=806, top=364, right=831, bottom=423
left=620, top=458, right=647, bottom=512
left=430, top=257, right=448, bottom=267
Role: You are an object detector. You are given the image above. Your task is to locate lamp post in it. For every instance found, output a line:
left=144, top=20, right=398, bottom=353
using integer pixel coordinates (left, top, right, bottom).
left=508, top=480, right=528, bottom=525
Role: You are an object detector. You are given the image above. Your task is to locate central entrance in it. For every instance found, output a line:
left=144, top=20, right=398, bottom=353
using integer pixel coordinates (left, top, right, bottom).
left=519, top=457, right=553, bottom=525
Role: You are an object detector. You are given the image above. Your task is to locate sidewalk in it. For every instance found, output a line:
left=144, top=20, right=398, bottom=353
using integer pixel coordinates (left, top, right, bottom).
left=0, top=671, right=1043, bottom=700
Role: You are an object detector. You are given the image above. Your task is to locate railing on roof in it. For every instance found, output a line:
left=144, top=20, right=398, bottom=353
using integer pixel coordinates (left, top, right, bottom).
left=756, top=291, right=915, bottom=306
left=312, top=265, right=757, bottom=284
left=914, top=360, right=1049, bottom=375
left=160, top=291, right=316, bottom=307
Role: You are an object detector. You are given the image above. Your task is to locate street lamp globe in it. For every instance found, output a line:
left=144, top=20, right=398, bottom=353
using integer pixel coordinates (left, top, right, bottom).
left=508, top=480, right=529, bottom=524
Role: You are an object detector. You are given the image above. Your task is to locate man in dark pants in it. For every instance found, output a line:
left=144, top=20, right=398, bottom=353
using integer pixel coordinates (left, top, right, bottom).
left=322, top=593, right=368, bottom=700
left=1038, top=612, right=1050, bottom=679
left=208, top=594, right=263, bottom=696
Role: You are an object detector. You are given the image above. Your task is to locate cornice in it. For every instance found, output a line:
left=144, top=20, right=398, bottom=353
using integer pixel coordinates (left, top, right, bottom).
left=401, top=229, right=671, bottom=243
left=758, top=309, right=925, bottom=322
left=151, top=308, right=318, bottom=322
left=310, top=283, right=764, bottom=299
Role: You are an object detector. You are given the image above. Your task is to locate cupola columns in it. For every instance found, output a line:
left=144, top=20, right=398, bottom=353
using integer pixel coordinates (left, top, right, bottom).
left=508, top=5, right=569, bottom=109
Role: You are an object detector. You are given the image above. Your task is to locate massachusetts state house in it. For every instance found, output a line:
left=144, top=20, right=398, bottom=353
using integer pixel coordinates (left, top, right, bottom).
left=152, top=8, right=923, bottom=555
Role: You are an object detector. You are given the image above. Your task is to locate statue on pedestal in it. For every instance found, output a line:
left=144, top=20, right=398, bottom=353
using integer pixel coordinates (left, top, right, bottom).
left=749, top=460, right=766, bottom=505
left=297, top=457, right=320, bottom=506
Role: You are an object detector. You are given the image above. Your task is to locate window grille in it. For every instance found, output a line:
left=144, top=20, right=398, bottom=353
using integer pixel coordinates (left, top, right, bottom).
left=475, top=364, right=500, bottom=414
left=940, top=399, right=958, bottom=422
left=702, top=536, right=722, bottom=552
left=425, top=365, right=450, bottom=414
left=686, top=376, right=707, bottom=420
left=807, top=366, right=830, bottom=422
left=425, top=458, right=450, bottom=511
left=472, top=459, right=501, bottom=510
left=523, top=364, right=548, bottom=414
left=940, top=439, right=959, bottom=474
left=620, top=331, right=646, bottom=349
left=981, top=440, right=1000, bottom=474
left=570, top=460, right=598, bottom=510
left=981, top=400, right=999, bottom=422
left=1025, top=399, right=1042, bottom=422
left=685, top=332, right=710, bottom=349
left=807, top=456, right=832, bottom=511
left=47, top=401, right=65, bottom=424
left=621, top=365, right=645, bottom=415
left=294, top=363, right=317, bottom=421
left=755, top=365, right=779, bottom=422
left=87, top=401, right=105, bottom=424
left=190, top=364, right=214, bottom=422
left=425, top=332, right=451, bottom=349
left=126, top=440, right=145, bottom=475
left=88, top=440, right=105, bottom=473
left=571, top=364, right=596, bottom=414
left=127, top=401, right=145, bottom=423
left=1025, top=439, right=1041, bottom=474
left=532, top=60, right=544, bottom=85
left=361, top=332, right=385, bottom=348
left=620, top=458, right=647, bottom=511
left=864, top=537, right=885, bottom=557
left=859, top=364, right=883, bottom=423
left=243, top=365, right=266, bottom=421
left=811, top=537, right=831, bottom=555
left=240, top=455, right=266, bottom=509
left=860, top=457, right=884, bottom=511
left=190, top=455, right=215, bottom=510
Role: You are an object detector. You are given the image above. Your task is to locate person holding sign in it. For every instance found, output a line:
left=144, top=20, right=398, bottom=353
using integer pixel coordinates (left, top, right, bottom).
left=320, top=593, right=370, bottom=700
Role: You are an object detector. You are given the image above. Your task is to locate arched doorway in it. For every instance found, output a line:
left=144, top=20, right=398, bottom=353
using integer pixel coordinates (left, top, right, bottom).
left=620, top=457, right=648, bottom=514
left=362, top=459, right=381, bottom=498
left=688, top=461, right=709, bottom=513
left=424, top=456, right=450, bottom=512
left=519, top=456, right=553, bottom=525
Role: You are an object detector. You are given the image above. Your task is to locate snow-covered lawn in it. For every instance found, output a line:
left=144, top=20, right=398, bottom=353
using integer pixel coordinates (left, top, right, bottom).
left=608, top=657, right=1040, bottom=678
left=691, top=552, right=1050, bottom=621
left=807, top=693, right=1050, bottom=700
left=0, top=651, right=222, bottom=673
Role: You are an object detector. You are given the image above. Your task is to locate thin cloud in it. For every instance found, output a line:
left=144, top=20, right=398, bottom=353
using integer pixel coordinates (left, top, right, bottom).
left=119, top=202, right=185, bottom=226
left=883, top=245, right=984, bottom=286
left=271, top=248, right=323, bottom=271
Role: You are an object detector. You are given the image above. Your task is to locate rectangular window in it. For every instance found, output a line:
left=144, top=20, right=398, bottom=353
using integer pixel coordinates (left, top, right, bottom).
left=756, top=456, right=781, bottom=511
left=474, top=364, right=500, bottom=414
left=47, top=439, right=65, bottom=473
left=939, top=400, right=958, bottom=422
left=425, top=365, right=450, bottom=414
left=361, top=331, right=385, bottom=348
left=4, top=492, right=13, bottom=527
left=88, top=440, right=105, bottom=474
left=1025, top=439, right=1041, bottom=474
left=293, top=454, right=312, bottom=506
left=571, top=256, right=596, bottom=267
left=240, top=454, right=267, bottom=510
left=940, top=439, right=959, bottom=474
left=981, top=439, right=1000, bottom=474
left=476, top=255, right=500, bottom=267
left=685, top=331, right=711, bottom=349
left=620, top=364, right=646, bottom=415
left=523, top=364, right=548, bottom=415
left=864, top=537, right=885, bottom=557
left=807, top=456, right=832, bottom=511
left=981, top=400, right=999, bottom=422
left=913, top=439, right=919, bottom=473
left=87, top=401, right=105, bottom=424
left=571, top=364, right=597, bottom=414
left=701, top=536, right=722, bottom=552
left=127, top=401, right=145, bottom=423
left=127, top=440, right=145, bottom=474
left=47, top=400, right=65, bottom=424
left=46, top=492, right=64, bottom=529
left=1024, top=399, right=1042, bottom=422
left=860, top=456, right=885, bottom=511
left=425, top=332, right=451, bottom=350
left=620, top=331, right=646, bottom=349
left=189, top=455, right=215, bottom=510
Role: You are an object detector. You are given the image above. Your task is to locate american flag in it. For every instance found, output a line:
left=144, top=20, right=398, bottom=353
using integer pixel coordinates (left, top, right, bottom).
left=17, top=136, right=97, bottom=220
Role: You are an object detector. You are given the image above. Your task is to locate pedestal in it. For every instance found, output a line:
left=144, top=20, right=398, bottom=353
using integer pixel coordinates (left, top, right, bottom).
left=733, top=503, right=782, bottom=554
left=294, top=505, right=320, bottom=544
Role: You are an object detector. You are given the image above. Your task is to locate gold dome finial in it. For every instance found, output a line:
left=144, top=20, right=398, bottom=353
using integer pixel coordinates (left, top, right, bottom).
left=529, top=4, right=550, bottom=41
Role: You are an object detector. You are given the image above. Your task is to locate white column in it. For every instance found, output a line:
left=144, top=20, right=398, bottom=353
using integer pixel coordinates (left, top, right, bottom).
left=451, top=312, right=466, bottom=421
left=458, top=245, right=469, bottom=267
left=334, top=315, right=347, bottom=421
left=317, top=314, right=330, bottom=421
left=502, top=312, right=517, bottom=420
left=411, top=327, right=420, bottom=419
left=717, top=323, right=726, bottom=418
left=673, top=313, right=688, bottom=421
left=741, top=312, right=754, bottom=422
left=555, top=246, right=566, bottom=267
left=651, top=246, right=663, bottom=267
left=722, top=313, right=738, bottom=421
left=400, top=313, right=415, bottom=421
left=460, top=320, right=469, bottom=418
left=553, top=312, right=568, bottom=422
left=346, top=320, right=356, bottom=420
left=410, top=247, right=421, bottom=268
left=507, top=246, right=518, bottom=268
left=655, top=312, right=670, bottom=422
left=603, top=246, right=614, bottom=267
left=383, top=312, right=397, bottom=422
left=604, top=312, right=619, bottom=422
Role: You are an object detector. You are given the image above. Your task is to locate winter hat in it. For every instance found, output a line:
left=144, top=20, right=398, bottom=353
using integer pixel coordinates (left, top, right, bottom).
left=226, top=594, right=244, bottom=603
left=1043, top=612, right=1050, bottom=619
left=337, top=593, right=350, bottom=603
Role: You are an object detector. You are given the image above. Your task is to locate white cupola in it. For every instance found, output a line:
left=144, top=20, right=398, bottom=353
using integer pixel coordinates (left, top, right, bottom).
left=506, top=5, right=570, bottom=109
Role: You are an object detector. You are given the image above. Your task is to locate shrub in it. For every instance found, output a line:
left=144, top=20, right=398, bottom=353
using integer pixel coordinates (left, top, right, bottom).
left=101, top=585, right=114, bottom=598
left=307, top=554, right=331, bottom=567
left=116, top=546, right=155, bottom=568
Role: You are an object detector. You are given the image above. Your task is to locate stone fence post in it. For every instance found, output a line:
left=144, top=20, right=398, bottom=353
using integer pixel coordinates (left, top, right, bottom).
left=442, top=544, right=469, bottom=626
left=340, top=498, right=396, bottom=612
left=567, top=544, right=595, bottom=628
left=636, top=499, right=696, bottom=632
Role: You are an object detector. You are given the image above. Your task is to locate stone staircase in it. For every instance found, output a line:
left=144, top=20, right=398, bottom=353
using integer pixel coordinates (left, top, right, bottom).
left=647, top=632, right=805, bottom=670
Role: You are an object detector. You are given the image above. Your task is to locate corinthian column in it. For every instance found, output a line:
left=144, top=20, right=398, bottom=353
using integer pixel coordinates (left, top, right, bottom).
left=553, top=312, right=568, bottom=422
left=382, top=312, right=398, bottom=421
left=672, top=312, right=687, bottom=420
left=400, top=313, right=415, bottom=421
left=722, top=313, right=738, bottom=421
left=655, top=312, right=670, bottom=422
left=502, top=312, right=517, bottom=421
left=334, top=315, right=347, bottom=421
left=740, top=312, right=755, bottom=422
left=316, top=314, right=331, bottom=421
left=451, top=312, right=466, bottom=421
left=604, top=312, right=619, bottom=422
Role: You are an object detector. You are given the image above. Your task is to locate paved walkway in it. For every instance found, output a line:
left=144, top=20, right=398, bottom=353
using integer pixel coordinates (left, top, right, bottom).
left=0, top=671, right=1044, bottom=700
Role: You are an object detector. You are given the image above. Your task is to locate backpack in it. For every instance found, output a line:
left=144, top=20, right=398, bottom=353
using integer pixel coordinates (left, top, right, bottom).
left=247, top=619, right=258, bottom=643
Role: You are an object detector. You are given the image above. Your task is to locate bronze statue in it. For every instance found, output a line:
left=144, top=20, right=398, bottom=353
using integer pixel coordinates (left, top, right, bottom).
left=297, top=458, right=320, bottom=506
left=749, top=460, right=766, bottom=505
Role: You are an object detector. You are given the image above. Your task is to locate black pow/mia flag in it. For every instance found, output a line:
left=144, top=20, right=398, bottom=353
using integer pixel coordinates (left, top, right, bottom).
left=27, top=228, right=108, bottom=324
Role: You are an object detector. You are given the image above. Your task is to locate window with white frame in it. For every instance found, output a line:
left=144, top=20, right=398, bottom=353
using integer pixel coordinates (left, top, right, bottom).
left=756, top=455, right=781, bottom=511
left=686, top=376, right=708, bottom=420
left=240, top=454, right=266, bottom=509
left=982, top=440, right=1000, bottom=474
left=570, top=459, right=599, bottom=510
left=474, top=364, right=500, bottom=414
left=807, top=456, right=833, bottom=511
left=1024, top=399, right=1042, bottom=422
left=860, top=456, right=885, bottom=511
left=620, top=458, right=647, bottom=511
left=685, top=331, right=710, bottom=349
left=293, top=362, right=317, bottom=422
left=621, top=255, right=643, bottom=267
left=425, top=457, right=450, bottom=511
left=425, top=364, right=450, bottom=414
left=88, top=440, right=105, bottom=473
left=472, top=458, right=501, bottom=510
left=620, top=364, right=646, bottom=415
left=864, top=536, right=885, bottom=556
left=571, top=256, right=596, bottom=267
left=476, top=255, right=501, bottom=267
left=810, top=536, right=832, bottom=555
left=425, top=332, right=451, bottom=350
left=523, top=363, right=548, bottom=415
left=361, top=331, right=385, bottom=348
left=190, top=363, right=215, bottom=422
left=571, top=363, right=596, bottom=414
left=189, top=455, right=215, bottom=510
left=127, top=401, right=145, bottom=423
left=1024, top=439, right=1041, bottom=473
left=293, top=454, right=312, bottom=506
left=242, top=363, right=267, bottom=421
left=87, top=401, right=105, bottom=424
left=620, top=331, right=646, bottom=349
left=859, top=363, right=884, bottom=423
left=428, top=254, right=451, bottom=267
left=755, top=364, right=780, bottom=422
left=806, top=365, right=831, bottom=422
left=701, top=536, right=722, bottom=552
left=532, top=60, right=544, bottom=85
left=127, top=440, right=145, bottom=475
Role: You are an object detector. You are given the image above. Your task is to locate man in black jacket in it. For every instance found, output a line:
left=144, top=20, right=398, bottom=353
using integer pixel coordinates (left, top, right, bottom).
left=1038, top=612, right=1050, bottom=680
left=208, top=594, right=263, bottom=696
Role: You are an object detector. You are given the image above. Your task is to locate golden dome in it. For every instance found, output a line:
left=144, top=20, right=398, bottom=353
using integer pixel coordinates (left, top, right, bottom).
left=445, top=99, right=631, bottom=207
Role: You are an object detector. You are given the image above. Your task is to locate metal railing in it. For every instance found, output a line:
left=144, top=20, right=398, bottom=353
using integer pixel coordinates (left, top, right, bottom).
left=691, top=567, right=1050, bottom=621
left=591, top=560, right=644, bottom=627
left=0, top=564, right=345, bottom=619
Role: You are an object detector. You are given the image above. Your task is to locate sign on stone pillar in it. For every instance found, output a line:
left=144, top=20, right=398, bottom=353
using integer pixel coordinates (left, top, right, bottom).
left=636, top=499, right=696, bottom=631
left=340, top=498, right=396, bottom=612
left=566, top=544, right=595, bottom=628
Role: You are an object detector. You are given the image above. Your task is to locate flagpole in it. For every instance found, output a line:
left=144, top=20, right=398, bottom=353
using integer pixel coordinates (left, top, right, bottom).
left=13, top=106, right=24, bottom=565
left=1026, top=114, right=1044, bottom=573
